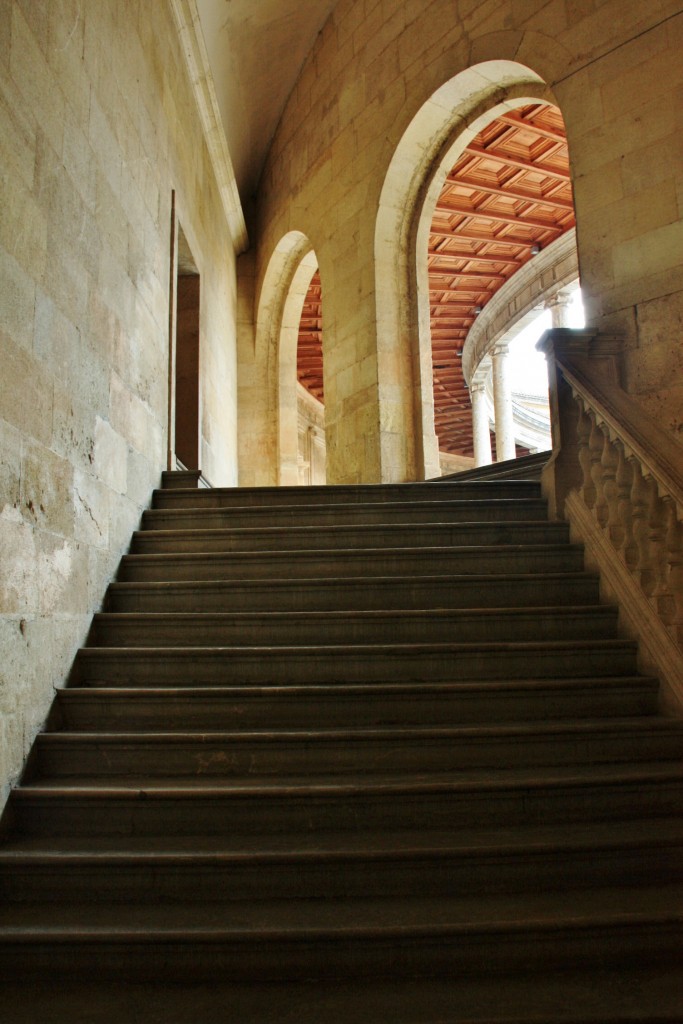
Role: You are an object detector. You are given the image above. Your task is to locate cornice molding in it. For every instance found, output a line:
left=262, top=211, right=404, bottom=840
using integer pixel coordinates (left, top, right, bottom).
left=170, top=0, right=249, bottom=254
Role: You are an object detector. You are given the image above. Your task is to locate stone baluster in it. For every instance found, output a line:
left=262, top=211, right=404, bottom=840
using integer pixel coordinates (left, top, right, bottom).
left=576, top=402, right=595, bottom=509
left=664, top=503, right=683, bottom=644
left=629, top=463, right=657, bottom=594
left=587, top=417, right=607, bottom=524
left=615, top=446, right=636, bottom=566
left=597, top=429, right=620, bottom=532
left=606, top=443, right=629, bottom=549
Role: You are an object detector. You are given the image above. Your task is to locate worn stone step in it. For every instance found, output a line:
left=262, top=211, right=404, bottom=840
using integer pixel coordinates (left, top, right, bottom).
left=0, top=886, right=680, bottom=981
left=53, top=678, right=661, bottom=732
left=133, top=518, right=565, bottom=552
left=88, top=606, right=619, bottom=649
left=106, top=571, right=600, bottom=614
left=141, top=500, right=551, bottom=534
left=74, top=639, right=639, bottom=687
left=2, top=821, right=682, bottom=903
left=117, top=543, right=586, bottom=582
left=4, top=968, right=682, bottom=1023
left=8, top=765, right=683, bottom=837
left=436, top=451, right=549, bottom=483
left=152, top=480, right=542, bottom=510
left=31, top=719, right=683, bottom=779
left=3, top=967, right=683, bottom=1024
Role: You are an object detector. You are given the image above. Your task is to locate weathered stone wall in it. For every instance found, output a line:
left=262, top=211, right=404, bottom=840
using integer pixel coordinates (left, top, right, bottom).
left=297, top=384, right=327, bottom=486
left=250, top=0, right=683, bottom=483
left=0, top=0, right=238, bottom=805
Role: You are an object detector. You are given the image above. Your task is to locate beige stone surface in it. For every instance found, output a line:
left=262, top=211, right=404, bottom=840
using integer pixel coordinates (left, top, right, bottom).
left=0, top=0, right=239, bottom=807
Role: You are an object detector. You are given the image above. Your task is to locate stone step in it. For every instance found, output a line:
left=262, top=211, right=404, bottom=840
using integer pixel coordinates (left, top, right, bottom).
left=4, top=968, right=682, bottom=1023
left=88, top=606, right=619, bottom=648
left=3, top=968, right=683, bottom=1024
left=106, top=571, right=600, bottom=613
left=53, top=678, right=660, bottom=732
left=0, top=886, right=681, bottom=982
left=74, top=639, right=639, bottom=687
left=31, top=719, right=683, bottom=779
left=436, top=451, right=549, bottom=482
left=2, top=820, right=682, bottom=903
left=8, top=764, right=683, bottom=836
left=133, top=518, right=565, bottom=552
left=161, top=470, right=209, bottom=490
left=152, top=480, right=542, bottom=509
left=117, top=543, right=586, bottom=582
left=141, top=500, right=551, bottom=533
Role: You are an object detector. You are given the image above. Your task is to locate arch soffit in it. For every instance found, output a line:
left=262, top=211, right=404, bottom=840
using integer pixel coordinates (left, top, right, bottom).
left=375, top=61, right=562, bottom=342
left=255, top=230, right=318, bottom=373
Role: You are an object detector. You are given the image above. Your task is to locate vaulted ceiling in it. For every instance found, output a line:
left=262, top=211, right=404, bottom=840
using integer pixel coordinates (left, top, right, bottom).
left=195, top=0, right=338, bottom=200
left=296, top=102, right=576, bottom=460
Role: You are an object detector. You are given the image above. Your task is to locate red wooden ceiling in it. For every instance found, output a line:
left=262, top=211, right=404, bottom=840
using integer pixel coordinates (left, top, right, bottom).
left=297, top=270, right=324, bottom=402
left=297, top=103, right=575, bottom=459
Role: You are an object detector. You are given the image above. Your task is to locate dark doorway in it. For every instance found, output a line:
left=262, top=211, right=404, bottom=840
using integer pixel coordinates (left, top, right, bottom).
left=174, top=226, right=200, bottom=471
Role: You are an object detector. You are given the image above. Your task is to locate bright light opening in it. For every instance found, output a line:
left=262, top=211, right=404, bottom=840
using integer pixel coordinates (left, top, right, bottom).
left=508, top=288, right=584, bottom=395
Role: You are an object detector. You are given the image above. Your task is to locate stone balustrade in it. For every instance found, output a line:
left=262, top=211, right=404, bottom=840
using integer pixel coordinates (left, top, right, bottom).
left=538, top=328, right=683, bottom=708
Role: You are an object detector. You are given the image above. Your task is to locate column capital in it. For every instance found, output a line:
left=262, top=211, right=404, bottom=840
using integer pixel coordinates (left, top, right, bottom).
left=491, top=341, right=509, bottom=359
left=545, top=289, right=573, bottom=328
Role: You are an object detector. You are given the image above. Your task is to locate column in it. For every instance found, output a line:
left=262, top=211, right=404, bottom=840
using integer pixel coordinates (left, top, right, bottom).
left=491, top=342, right=516, bottom=462
left=545, top=289, right=573, bottom=328
left=470, top=380, right=492, bottom=467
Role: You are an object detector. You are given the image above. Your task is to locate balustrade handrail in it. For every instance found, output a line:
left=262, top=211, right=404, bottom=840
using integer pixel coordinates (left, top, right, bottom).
left=539, top=328, right=683, bottom=517
left=557, top=359, right=683, bottom=517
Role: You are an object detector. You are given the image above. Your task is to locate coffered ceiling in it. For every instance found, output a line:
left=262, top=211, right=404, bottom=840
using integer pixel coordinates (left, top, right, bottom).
left=429, top=103, right=575, bottom=456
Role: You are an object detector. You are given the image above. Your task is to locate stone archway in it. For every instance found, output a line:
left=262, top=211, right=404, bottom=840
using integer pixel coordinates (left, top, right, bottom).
left=253, top=231, right=319, bottom=485
left=375, top=60, right=559, bottom=481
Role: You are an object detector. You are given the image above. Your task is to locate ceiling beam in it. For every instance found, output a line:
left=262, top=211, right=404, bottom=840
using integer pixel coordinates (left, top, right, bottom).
left=458, top=143, right=571, bottom=181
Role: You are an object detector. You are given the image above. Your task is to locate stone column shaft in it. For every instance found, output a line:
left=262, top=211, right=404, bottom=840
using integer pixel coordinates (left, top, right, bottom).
left=491, top=343, right=516, bottom=462
left=470, top=381, right=492, bottom=467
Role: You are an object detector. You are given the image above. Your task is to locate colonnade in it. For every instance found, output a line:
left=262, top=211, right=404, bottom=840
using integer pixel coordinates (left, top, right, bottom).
left=468, top=289, right=572, bottom=467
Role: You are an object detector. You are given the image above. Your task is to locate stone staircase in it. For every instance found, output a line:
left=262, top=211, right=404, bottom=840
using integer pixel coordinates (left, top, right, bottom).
left=1, top=469, right=682, bottom=1021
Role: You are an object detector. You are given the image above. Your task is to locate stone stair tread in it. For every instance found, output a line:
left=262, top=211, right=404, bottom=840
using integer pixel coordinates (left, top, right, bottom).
left=151, top=481, right=542, bottom=508
left=93, top=604, right=613, bottom=622
left=59, top=676, right=659, bottom=698
left=143, top=499, right=549, bottom=518
left=35, top=716, right=683, bottom=743
left=5, top=971, right=682, bottom=1023
left=110, top=569, right=597, bottom=588
left=16, top=760, right=683, bottom=791
left=124, top=542, right=574, bottom=559
left=3, top=818, right=683, bottom=858
left=79, top=638, right=636, bottom=654
left=137, top=522, right=555, bottom=541
left=1, top=884, right=682, bottom=933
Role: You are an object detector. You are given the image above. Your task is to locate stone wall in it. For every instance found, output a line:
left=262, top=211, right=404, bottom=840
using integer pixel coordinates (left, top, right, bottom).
left=0, top=0, right=238, bottom=805
left=250, top=0, right=683, bottom=483
left=297, top=384, right=327, bottom=486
